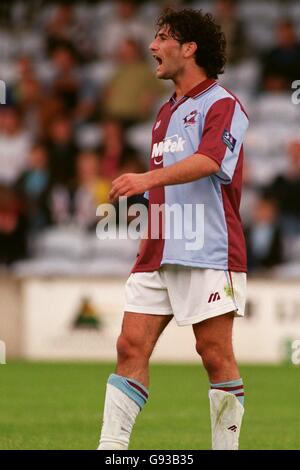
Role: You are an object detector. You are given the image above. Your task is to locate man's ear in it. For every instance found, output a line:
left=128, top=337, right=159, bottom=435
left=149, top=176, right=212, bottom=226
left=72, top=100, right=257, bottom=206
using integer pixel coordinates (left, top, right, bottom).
left=183, top=42, right=197, bottom=58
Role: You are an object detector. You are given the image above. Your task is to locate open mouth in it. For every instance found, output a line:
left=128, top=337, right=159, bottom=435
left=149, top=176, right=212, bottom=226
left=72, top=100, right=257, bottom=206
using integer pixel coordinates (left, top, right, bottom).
left=153, top=55, right=163, bottom=66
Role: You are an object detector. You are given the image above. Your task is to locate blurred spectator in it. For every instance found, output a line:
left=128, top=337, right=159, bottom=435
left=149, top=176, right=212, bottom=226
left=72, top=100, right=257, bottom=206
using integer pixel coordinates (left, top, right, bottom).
left=45, top=115, right=78, bottom=186
left=0, top=106, right=31, bottom=185
left=99, top=118, right=143, bottom=179
left=215, top=0, right=248, bottom=64
left=12, top=56, right=44, bottom=135
left=0, top=1, right=11, bottom=27
left=266, top=140, right=300, bottom=235
left=98, top=0, right=152, bottom=58
left=47, top=41, right=97, bottom=124
left=15, top=143, right=51, bottom=232
left=119, top=149, right=146, bottom=175
left=260, top=19, right=300, bottom=92
left=240, top=162, right=259, bottom=227
left=0, top=186, right=28, bottom=265
left=15, top=55, right=35, bottom=82
left=103, top=38, right=165, bottom=126
left=46, top=3, right=96, bottom=63
left=245, top=195, right=283, bottom=271
left=50, top=150, right=110, bottom=229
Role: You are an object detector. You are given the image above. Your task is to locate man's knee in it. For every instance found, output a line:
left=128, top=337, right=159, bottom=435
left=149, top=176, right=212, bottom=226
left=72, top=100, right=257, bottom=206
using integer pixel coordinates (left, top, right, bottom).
left=117, top=333, right=151, bottom=363
left=195, top=338, right=234, bottom=374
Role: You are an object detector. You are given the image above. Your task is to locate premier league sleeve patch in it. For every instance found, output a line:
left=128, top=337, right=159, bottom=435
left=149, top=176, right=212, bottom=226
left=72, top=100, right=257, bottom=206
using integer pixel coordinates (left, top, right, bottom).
left=222, top=129, right=236, bottom=152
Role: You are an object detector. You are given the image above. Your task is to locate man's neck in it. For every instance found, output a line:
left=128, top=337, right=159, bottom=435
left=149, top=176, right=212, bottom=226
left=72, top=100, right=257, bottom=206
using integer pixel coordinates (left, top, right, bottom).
left=174, top=68, right=208, bottom=100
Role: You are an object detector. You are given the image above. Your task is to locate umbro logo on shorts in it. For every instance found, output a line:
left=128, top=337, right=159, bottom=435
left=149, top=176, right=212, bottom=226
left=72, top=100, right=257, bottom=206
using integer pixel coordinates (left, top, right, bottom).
left=208, top=292, right=221, bottom=303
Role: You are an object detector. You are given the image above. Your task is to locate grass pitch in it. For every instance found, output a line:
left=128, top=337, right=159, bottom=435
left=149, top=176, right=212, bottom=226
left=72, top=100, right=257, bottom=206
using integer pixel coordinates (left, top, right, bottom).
left=0, top=362, right=299, bottom=450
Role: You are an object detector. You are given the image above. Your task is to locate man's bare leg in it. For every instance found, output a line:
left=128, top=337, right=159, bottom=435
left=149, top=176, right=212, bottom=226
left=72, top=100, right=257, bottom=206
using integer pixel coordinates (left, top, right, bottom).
left=98, top=312, right=172, bottom=449
left=116, top=312, right=172, bottom=387
left=193, top=313, right=244, bottom=450
left=193, top=312, right=239, bottom=382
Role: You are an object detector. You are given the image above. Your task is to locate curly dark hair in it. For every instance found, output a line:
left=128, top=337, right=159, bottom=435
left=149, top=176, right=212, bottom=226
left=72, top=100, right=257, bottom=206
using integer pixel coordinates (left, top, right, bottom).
left=156, top=8, right=227, bottom=79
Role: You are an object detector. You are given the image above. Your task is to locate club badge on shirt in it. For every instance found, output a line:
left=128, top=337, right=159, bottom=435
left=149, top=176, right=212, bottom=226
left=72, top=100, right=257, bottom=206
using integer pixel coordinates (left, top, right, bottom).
left=183, top=109, right=199, bottom=127
left=222, top=130, right=236, bottom=152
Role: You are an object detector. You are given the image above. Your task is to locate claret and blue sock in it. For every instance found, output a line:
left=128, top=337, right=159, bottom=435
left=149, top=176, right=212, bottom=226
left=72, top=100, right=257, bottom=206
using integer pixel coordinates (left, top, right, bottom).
left=98, top=373, right=148, bottom=450
left=210, top=378, right=244, bottom=406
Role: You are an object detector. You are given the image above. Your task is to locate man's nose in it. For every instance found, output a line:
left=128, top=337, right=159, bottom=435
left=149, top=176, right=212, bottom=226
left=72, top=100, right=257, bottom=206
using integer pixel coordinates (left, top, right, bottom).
left=149, top=39, right=158, bottom=52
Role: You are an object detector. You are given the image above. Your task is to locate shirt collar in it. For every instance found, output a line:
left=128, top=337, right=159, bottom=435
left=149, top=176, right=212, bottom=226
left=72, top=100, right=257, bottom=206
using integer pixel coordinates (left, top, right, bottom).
left=185, top=78, right=217, bottom=98
left=170, top=78, right=217, bottom=103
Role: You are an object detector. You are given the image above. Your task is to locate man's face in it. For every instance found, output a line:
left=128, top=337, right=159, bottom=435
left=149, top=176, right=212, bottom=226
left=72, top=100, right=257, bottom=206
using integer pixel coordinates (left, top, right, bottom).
left=149, top=26, right=185, bottom=80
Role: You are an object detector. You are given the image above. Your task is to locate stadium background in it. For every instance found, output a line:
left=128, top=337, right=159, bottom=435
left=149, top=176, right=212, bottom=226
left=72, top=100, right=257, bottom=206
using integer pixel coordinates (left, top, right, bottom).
left=0, top=0, right=300, bottom=450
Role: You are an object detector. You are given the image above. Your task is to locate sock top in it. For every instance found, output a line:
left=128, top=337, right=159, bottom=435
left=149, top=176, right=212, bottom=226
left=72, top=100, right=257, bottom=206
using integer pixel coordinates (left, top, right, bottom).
left=108, top=374, right=149, bottom=409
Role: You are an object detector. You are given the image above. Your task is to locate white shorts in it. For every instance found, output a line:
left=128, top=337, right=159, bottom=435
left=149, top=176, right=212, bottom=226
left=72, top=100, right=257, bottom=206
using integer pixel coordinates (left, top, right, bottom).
left=124, top=265, right=246, bottom=326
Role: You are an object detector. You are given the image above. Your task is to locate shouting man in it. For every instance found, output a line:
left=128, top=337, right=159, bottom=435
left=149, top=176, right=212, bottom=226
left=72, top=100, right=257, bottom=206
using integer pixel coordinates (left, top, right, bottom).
left=98, top=8, right=249, bottom=450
